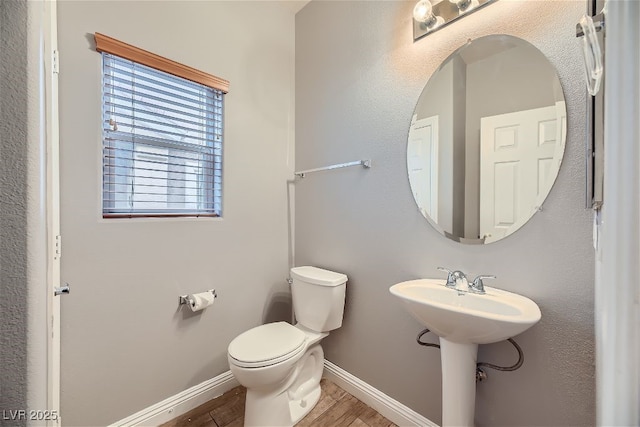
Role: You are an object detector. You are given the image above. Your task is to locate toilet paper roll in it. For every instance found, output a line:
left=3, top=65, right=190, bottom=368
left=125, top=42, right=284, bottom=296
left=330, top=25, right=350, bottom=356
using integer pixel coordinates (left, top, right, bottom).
left=188, top=291, right=215, bottom=312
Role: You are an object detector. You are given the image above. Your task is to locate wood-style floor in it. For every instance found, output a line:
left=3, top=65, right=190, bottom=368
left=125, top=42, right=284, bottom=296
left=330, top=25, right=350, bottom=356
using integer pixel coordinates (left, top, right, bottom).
left=159, top=379, right=398, bottom=427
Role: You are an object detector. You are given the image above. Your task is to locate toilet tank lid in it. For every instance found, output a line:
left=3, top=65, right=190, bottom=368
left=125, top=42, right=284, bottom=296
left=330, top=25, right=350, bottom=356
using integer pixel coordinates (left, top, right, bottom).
left=290, top=266, right=347, bottom=287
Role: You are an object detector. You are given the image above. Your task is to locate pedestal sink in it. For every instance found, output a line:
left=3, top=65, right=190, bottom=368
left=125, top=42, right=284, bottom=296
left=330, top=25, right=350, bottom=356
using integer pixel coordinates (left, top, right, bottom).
left=389, top=279, right=541, bottom=427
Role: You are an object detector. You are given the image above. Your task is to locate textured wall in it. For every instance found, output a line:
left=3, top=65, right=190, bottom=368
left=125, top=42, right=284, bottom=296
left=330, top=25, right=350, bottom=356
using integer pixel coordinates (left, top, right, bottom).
left=0, top=2, right=30, bottom=423
left=58, top=2, right=295, bottom=425
left=0, top=1, right=49, bottom=424
left=1, top=1, right=48, bottom=424
left=296, top=1, right=594, bottom=425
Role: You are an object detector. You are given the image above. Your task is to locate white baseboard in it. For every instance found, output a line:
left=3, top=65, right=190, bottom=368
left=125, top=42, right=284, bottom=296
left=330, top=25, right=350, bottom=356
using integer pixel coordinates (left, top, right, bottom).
left=109, top=362, right=435, bottom=427
left=109, top=370, right=239, bottom=427
left=323, top=360, right=438, bottom=427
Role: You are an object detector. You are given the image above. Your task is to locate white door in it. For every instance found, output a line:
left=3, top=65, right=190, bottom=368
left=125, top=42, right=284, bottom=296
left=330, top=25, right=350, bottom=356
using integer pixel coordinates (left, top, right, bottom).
left=407, top=115, right=439, bottom=222
left=44, top=1, right=62, bottom=425
left=479, top=105, right=564, bottom=242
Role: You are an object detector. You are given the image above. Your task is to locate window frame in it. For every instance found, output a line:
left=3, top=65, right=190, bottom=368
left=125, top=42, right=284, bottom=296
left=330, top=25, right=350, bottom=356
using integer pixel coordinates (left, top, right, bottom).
left=95, top=33, right=229, bottom=219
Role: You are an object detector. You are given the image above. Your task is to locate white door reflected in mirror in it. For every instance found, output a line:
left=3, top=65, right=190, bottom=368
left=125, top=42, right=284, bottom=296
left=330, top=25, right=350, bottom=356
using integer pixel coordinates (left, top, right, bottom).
left=408, top=115, right=439, bottom=222
left=479, top=102, right=566, bottom=242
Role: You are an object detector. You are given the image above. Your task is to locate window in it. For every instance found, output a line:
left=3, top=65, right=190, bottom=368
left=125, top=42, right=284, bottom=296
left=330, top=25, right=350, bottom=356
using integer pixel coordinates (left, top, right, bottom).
left=97, top=33, right=228, bottom=218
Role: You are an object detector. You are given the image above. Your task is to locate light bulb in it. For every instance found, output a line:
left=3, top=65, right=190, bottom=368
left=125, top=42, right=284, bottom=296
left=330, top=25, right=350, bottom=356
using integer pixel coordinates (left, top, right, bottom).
left=413, top=0, right=444, bottom=30
left=413, top=0, right=434, bottom=23
left=448, top=0, right=479, bottom=14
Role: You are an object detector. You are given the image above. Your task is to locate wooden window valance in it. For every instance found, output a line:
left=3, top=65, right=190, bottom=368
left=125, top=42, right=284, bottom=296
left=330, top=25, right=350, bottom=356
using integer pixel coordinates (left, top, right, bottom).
left=94, top=32, right=229, bottom=93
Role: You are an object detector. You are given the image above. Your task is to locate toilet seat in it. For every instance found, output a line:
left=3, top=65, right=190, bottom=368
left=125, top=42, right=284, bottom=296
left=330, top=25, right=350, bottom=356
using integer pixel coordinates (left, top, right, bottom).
left=228, top=322, right=306, bottom=368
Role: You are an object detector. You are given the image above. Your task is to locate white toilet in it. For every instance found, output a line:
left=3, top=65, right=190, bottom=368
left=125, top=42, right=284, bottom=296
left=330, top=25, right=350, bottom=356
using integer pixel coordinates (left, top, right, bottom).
left=227, top=266, right=347, bottom=427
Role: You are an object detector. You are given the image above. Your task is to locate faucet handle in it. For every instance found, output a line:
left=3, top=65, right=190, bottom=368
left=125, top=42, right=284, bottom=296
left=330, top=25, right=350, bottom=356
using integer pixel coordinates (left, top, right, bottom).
left=470, top=275, right=496, bottom=294
left=437, top=267, right=457, bottom=288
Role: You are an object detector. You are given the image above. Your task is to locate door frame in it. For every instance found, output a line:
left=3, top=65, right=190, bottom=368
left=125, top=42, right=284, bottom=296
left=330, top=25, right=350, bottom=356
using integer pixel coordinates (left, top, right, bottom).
left=596, top=1, right=640, bottom=424
left=44, top=0, right=61, bottom=424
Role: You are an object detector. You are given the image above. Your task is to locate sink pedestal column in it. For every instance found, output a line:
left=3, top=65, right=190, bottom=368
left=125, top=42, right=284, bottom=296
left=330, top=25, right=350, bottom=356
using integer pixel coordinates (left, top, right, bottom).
left=439, top=338, right=478, bottom=427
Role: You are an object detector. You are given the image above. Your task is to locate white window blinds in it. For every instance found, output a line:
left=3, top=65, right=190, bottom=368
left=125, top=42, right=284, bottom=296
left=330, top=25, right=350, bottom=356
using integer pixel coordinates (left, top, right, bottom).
left=102, top=53, right=223, bottom=217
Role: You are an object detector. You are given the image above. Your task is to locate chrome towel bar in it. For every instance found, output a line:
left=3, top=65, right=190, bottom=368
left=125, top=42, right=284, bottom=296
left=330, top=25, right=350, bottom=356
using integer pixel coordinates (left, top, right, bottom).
left=294, top=159, right=371, bottom=178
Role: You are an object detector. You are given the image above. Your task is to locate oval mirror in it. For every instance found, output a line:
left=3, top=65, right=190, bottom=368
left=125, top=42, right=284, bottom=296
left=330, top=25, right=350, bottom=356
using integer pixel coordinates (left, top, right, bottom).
left=407, top=35, right=566, bottom=244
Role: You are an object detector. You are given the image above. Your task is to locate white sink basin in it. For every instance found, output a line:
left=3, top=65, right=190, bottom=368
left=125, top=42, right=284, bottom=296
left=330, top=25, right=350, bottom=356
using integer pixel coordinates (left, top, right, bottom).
left=389, top=278, right=541, bottom=344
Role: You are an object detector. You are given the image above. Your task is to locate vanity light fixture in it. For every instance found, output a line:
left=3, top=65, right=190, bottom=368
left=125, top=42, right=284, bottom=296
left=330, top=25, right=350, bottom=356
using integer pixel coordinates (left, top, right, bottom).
left=413, top=0, right=444, bottom=32
left=413, top=0, right=498, bottom=41
left=449, top=0, right=480, bottom=15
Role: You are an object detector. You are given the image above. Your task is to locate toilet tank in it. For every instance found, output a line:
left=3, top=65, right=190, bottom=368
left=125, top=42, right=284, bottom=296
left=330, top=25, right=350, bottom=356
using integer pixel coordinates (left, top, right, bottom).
left=290, top=266, right=347, bottom=332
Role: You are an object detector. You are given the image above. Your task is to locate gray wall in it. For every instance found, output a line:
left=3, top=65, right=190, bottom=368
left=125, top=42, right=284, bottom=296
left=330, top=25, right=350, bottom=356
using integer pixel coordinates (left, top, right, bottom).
left=58, top=2, right=295, bottom=425
left=414, top=56, right=467, bottom=237
left=0, top=2, right=30, bottom=422
left=415, top=60, right=454, bottom=233
left=296, top=1, right=594, bottom=426
left=451, top=56, right=466, bottom=238
left=1, top=1, right=48, bottom=424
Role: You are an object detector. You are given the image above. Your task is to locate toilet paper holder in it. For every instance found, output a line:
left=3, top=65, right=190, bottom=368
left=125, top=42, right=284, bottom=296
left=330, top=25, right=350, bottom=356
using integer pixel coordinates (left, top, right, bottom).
left=179, top=289, right=217, bottom=306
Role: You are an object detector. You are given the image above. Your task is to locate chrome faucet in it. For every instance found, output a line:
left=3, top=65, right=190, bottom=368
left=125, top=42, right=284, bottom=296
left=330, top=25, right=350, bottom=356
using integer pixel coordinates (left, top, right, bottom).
left=469, top=275, right=496, bottom=294
left=437, top=267, right=468, bottom=290
left=438, top=267, right=495, bottom=294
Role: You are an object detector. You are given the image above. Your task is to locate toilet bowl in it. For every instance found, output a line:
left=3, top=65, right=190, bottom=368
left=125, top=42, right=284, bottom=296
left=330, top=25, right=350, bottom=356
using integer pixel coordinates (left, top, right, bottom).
left=228, top=322, right=327, bottom=426
left=227, top=266, right=347, bottom=427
